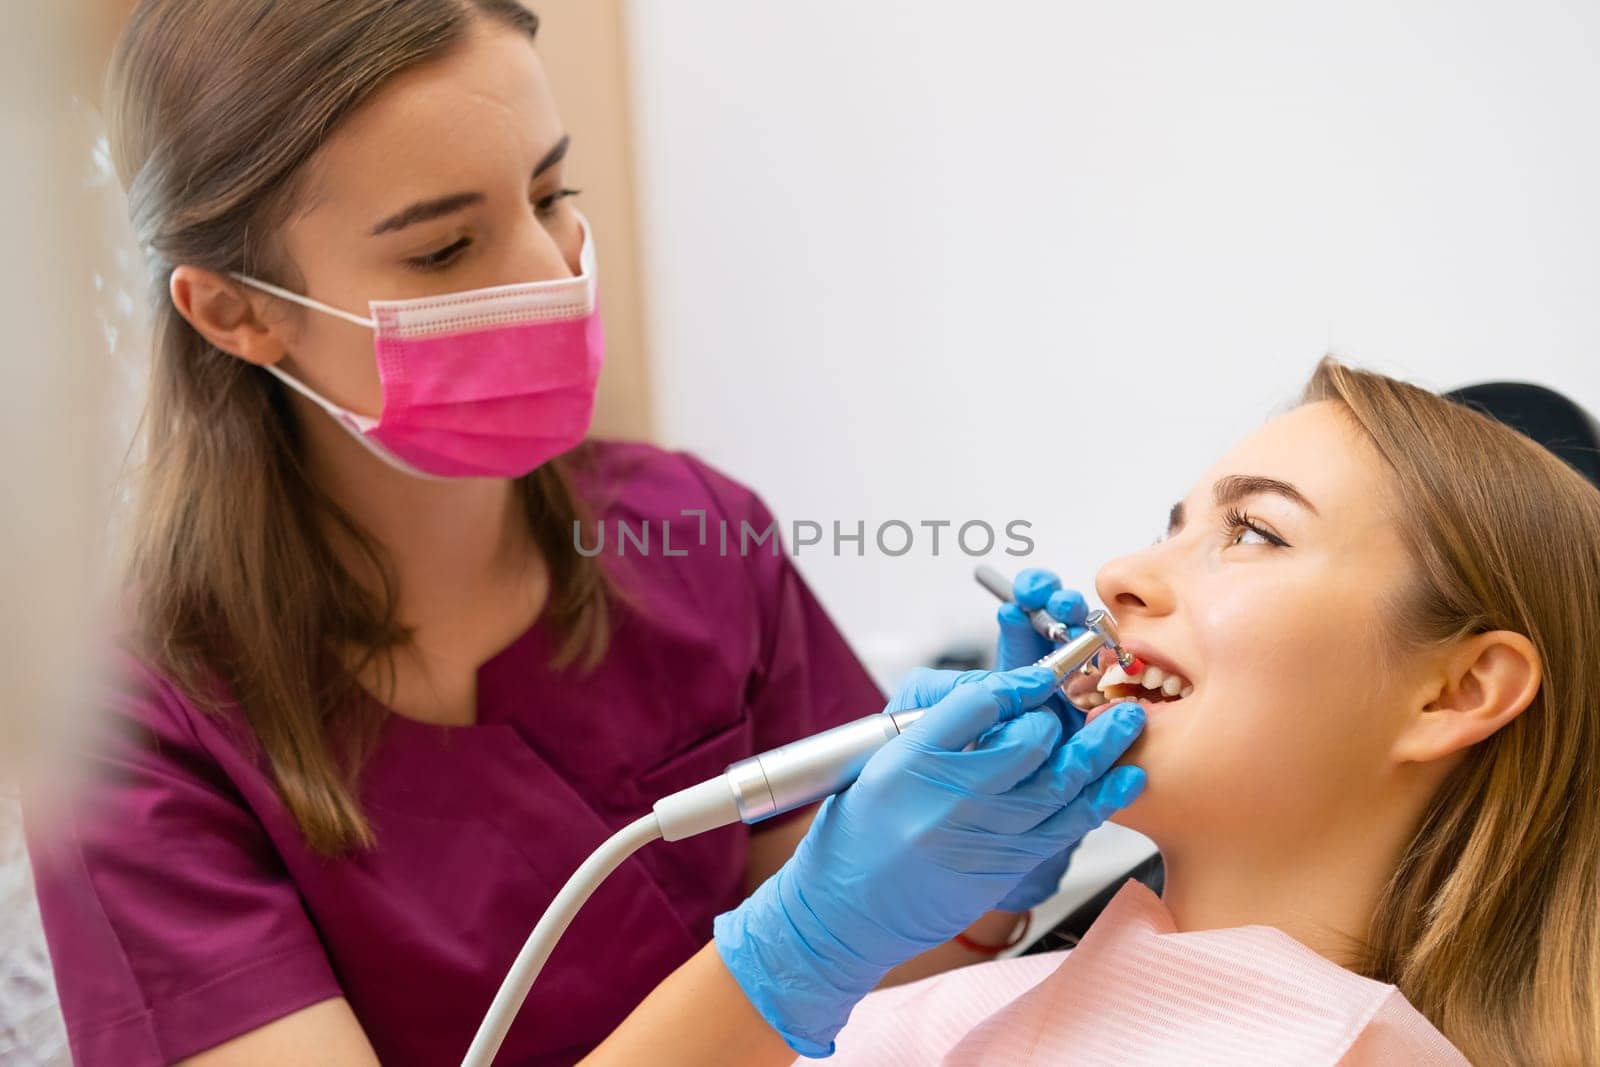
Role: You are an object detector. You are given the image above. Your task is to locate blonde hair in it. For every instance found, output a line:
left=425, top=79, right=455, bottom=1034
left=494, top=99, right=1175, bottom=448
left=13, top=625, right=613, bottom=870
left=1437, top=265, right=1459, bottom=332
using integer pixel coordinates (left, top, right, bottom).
left=108, top=0, right=609, bottom=854
left=1305, top=359, right=1600, bottom=1064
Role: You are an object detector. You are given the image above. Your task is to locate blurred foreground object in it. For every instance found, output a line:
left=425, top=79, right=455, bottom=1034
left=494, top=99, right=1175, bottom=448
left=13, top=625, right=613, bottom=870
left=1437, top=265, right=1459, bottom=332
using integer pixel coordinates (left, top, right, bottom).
left=0, top=0, right=116, bottom=791
left=2, top=2, right=124, bottom=1064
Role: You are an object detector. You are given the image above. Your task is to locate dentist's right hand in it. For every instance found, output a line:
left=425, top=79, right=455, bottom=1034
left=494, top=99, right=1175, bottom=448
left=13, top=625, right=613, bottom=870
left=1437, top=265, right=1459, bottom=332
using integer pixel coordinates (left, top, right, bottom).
left=714, top=665, right=1147, bottom=1058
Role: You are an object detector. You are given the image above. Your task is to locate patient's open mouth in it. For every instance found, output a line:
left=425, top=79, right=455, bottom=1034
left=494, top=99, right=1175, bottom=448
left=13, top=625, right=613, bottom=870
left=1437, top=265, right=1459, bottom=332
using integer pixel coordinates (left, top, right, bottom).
left=1071, top=650, right=1194, bottom=722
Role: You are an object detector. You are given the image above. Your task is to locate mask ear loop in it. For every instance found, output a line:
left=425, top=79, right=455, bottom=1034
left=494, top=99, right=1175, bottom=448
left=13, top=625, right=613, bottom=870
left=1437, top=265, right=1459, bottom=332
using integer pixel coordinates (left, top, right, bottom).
left=259, top=361, right=446, bottom=481
left=261, top=362, right=378, bottom=433
left=229, top=272, right=376, bottom=329
left=223, top=271, right=380, bottom=432
left=218, top=274, right=453, bottom=481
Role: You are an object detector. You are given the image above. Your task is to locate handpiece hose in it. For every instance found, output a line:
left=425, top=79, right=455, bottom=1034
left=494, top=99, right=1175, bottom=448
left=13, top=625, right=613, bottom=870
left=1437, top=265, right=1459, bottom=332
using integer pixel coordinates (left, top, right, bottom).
left=462, top=813, right=663, bottom=1066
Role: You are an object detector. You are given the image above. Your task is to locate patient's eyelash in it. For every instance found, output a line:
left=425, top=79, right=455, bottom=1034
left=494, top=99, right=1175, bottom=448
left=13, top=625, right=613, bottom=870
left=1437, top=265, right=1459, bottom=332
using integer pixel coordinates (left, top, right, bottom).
left=1222, top=506, right=1289, bottom=548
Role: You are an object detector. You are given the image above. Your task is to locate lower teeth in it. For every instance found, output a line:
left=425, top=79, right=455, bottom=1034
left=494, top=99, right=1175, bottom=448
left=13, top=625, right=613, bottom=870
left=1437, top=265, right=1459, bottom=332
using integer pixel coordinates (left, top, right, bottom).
left=1102, top=684, right=1180, bottom=704
left=1079, top=682, right=1194, bottom=710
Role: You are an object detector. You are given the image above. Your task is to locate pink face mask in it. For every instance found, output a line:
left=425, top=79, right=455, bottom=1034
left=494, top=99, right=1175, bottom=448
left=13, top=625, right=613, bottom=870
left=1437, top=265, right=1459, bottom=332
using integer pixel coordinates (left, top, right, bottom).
left=231, top=215, right=603, bottom=480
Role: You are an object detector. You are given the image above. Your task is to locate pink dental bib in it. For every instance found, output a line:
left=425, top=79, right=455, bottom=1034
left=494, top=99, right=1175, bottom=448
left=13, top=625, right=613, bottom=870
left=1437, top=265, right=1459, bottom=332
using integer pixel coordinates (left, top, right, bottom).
left=826, top=880, right=1468, bottom=1066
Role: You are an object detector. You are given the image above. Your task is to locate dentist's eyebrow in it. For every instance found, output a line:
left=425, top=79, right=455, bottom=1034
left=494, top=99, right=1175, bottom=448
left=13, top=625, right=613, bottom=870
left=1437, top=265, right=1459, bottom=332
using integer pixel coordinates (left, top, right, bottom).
left=368, top=134, right=572, bottom=236
left=1212, top=474, right=1320, bottom=515
left=369, top=191, right=484, bottom=235
left=531, top=133, right=572, bottom=180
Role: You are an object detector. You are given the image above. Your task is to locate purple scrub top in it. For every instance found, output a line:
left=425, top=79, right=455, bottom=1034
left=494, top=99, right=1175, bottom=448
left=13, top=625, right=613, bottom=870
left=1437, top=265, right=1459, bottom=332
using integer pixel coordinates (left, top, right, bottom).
left=26, top=442, right=884, bottom=1066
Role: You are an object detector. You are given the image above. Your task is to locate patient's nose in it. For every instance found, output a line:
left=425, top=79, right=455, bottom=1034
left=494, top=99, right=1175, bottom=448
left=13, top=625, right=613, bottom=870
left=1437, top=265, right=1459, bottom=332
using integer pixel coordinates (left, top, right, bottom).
left=1096, top=548, right=1175, bottom=621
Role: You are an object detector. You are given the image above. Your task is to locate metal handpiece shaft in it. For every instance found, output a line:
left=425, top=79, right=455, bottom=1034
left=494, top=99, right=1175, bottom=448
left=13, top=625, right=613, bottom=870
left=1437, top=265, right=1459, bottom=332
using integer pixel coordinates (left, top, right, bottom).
left=1037, top=618, right=1120, bottom=681
left=722, top=710, right=921, bottom=825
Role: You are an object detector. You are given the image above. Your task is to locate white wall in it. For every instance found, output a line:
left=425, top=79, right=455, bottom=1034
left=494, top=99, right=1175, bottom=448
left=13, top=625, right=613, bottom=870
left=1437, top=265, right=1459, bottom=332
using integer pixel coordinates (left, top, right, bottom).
left=624, top=0, right=1600, bottom=683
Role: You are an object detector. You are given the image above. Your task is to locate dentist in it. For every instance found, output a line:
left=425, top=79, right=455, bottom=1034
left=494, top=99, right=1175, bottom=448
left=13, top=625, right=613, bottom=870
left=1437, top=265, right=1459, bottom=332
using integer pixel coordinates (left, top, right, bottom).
left=25, top=2, right=1143, bottom=1064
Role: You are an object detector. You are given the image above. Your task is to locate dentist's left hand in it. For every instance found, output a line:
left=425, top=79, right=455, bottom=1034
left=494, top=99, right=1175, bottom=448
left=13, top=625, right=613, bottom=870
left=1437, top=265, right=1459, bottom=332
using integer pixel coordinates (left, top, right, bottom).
left=996, top=568, right=1092, bottom=725
left=993, top=567, right=1096, bottom=911
left=713, top=665, right=1146, bottom=1057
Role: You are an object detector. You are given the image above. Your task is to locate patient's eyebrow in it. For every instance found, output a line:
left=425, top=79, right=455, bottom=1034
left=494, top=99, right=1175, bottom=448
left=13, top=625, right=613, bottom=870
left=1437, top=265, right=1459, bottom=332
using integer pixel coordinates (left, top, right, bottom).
left=1212, top=474, right=1320, bottom=515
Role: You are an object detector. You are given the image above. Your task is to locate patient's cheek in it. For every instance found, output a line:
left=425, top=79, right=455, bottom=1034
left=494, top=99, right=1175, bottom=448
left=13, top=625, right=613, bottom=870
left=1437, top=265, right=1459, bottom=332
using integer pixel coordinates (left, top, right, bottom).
left=1107, top=793, right=1148, bottom=832
left=1098, top=703, right=1278, bottom=842
left=1103, top=732, right=1169, bottom=835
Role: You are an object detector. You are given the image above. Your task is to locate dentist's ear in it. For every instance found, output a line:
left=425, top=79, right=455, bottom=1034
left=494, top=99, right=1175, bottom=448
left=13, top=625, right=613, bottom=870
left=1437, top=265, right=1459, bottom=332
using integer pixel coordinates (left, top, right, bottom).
left=170, top=265, right=292, bottom=367
left=1393, top=631, right=1542, bottom=763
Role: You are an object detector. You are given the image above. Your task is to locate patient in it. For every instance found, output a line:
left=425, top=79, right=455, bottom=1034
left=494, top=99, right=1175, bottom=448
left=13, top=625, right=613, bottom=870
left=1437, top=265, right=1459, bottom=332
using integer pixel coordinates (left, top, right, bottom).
left=826, top=359, right=1600, bottom=1065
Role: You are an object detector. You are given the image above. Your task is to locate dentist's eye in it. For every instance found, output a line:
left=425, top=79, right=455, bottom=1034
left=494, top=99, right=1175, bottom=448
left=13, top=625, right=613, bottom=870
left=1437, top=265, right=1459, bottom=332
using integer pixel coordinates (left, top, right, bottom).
left=1221, top=506, right=1289, bottom=548
left=405, top=237, right=471, bottom=272
left=535, top=187, right=582, bottom=217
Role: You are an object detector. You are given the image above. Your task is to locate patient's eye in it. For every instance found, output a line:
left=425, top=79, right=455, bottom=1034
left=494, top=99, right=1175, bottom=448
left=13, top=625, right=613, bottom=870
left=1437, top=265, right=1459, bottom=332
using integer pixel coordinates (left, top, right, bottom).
left=1222, top=506, right=1289, bottom=548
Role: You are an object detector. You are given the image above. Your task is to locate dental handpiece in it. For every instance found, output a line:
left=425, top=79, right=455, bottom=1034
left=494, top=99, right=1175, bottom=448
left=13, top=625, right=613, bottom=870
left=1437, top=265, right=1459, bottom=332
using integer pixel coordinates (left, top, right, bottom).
left=651, top=615, right=1130, bottom=841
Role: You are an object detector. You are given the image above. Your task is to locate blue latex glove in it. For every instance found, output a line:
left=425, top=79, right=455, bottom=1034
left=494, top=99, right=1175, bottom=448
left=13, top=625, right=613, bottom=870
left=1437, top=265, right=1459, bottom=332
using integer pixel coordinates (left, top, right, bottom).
left=993, top=567, right=1095, bottom=911
left=714, top=665, right=1146, bottom=1057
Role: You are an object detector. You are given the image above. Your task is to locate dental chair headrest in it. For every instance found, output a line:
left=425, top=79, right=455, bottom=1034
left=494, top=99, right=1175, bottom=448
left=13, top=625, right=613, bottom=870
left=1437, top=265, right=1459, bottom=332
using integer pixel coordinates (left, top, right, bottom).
left=1446, top=380, right=1600, bottom=492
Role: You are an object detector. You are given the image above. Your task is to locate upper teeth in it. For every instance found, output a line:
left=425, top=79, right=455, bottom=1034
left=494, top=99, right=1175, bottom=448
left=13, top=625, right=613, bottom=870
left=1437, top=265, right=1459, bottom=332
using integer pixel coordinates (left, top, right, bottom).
left=1097, top=661, right=1194, bottom=700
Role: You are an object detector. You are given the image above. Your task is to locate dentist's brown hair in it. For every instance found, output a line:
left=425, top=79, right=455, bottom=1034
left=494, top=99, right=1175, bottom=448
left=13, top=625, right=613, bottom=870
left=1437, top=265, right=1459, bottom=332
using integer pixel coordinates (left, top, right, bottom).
left=108, top=0, right=609, bottom=855
left=1305, top=359, right=1600, bottom=1064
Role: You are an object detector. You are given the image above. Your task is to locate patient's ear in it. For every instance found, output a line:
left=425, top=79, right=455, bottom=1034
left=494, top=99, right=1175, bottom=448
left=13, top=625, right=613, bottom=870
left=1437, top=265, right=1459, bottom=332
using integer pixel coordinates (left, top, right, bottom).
left=1393, top=631, right=1541, bottom=763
